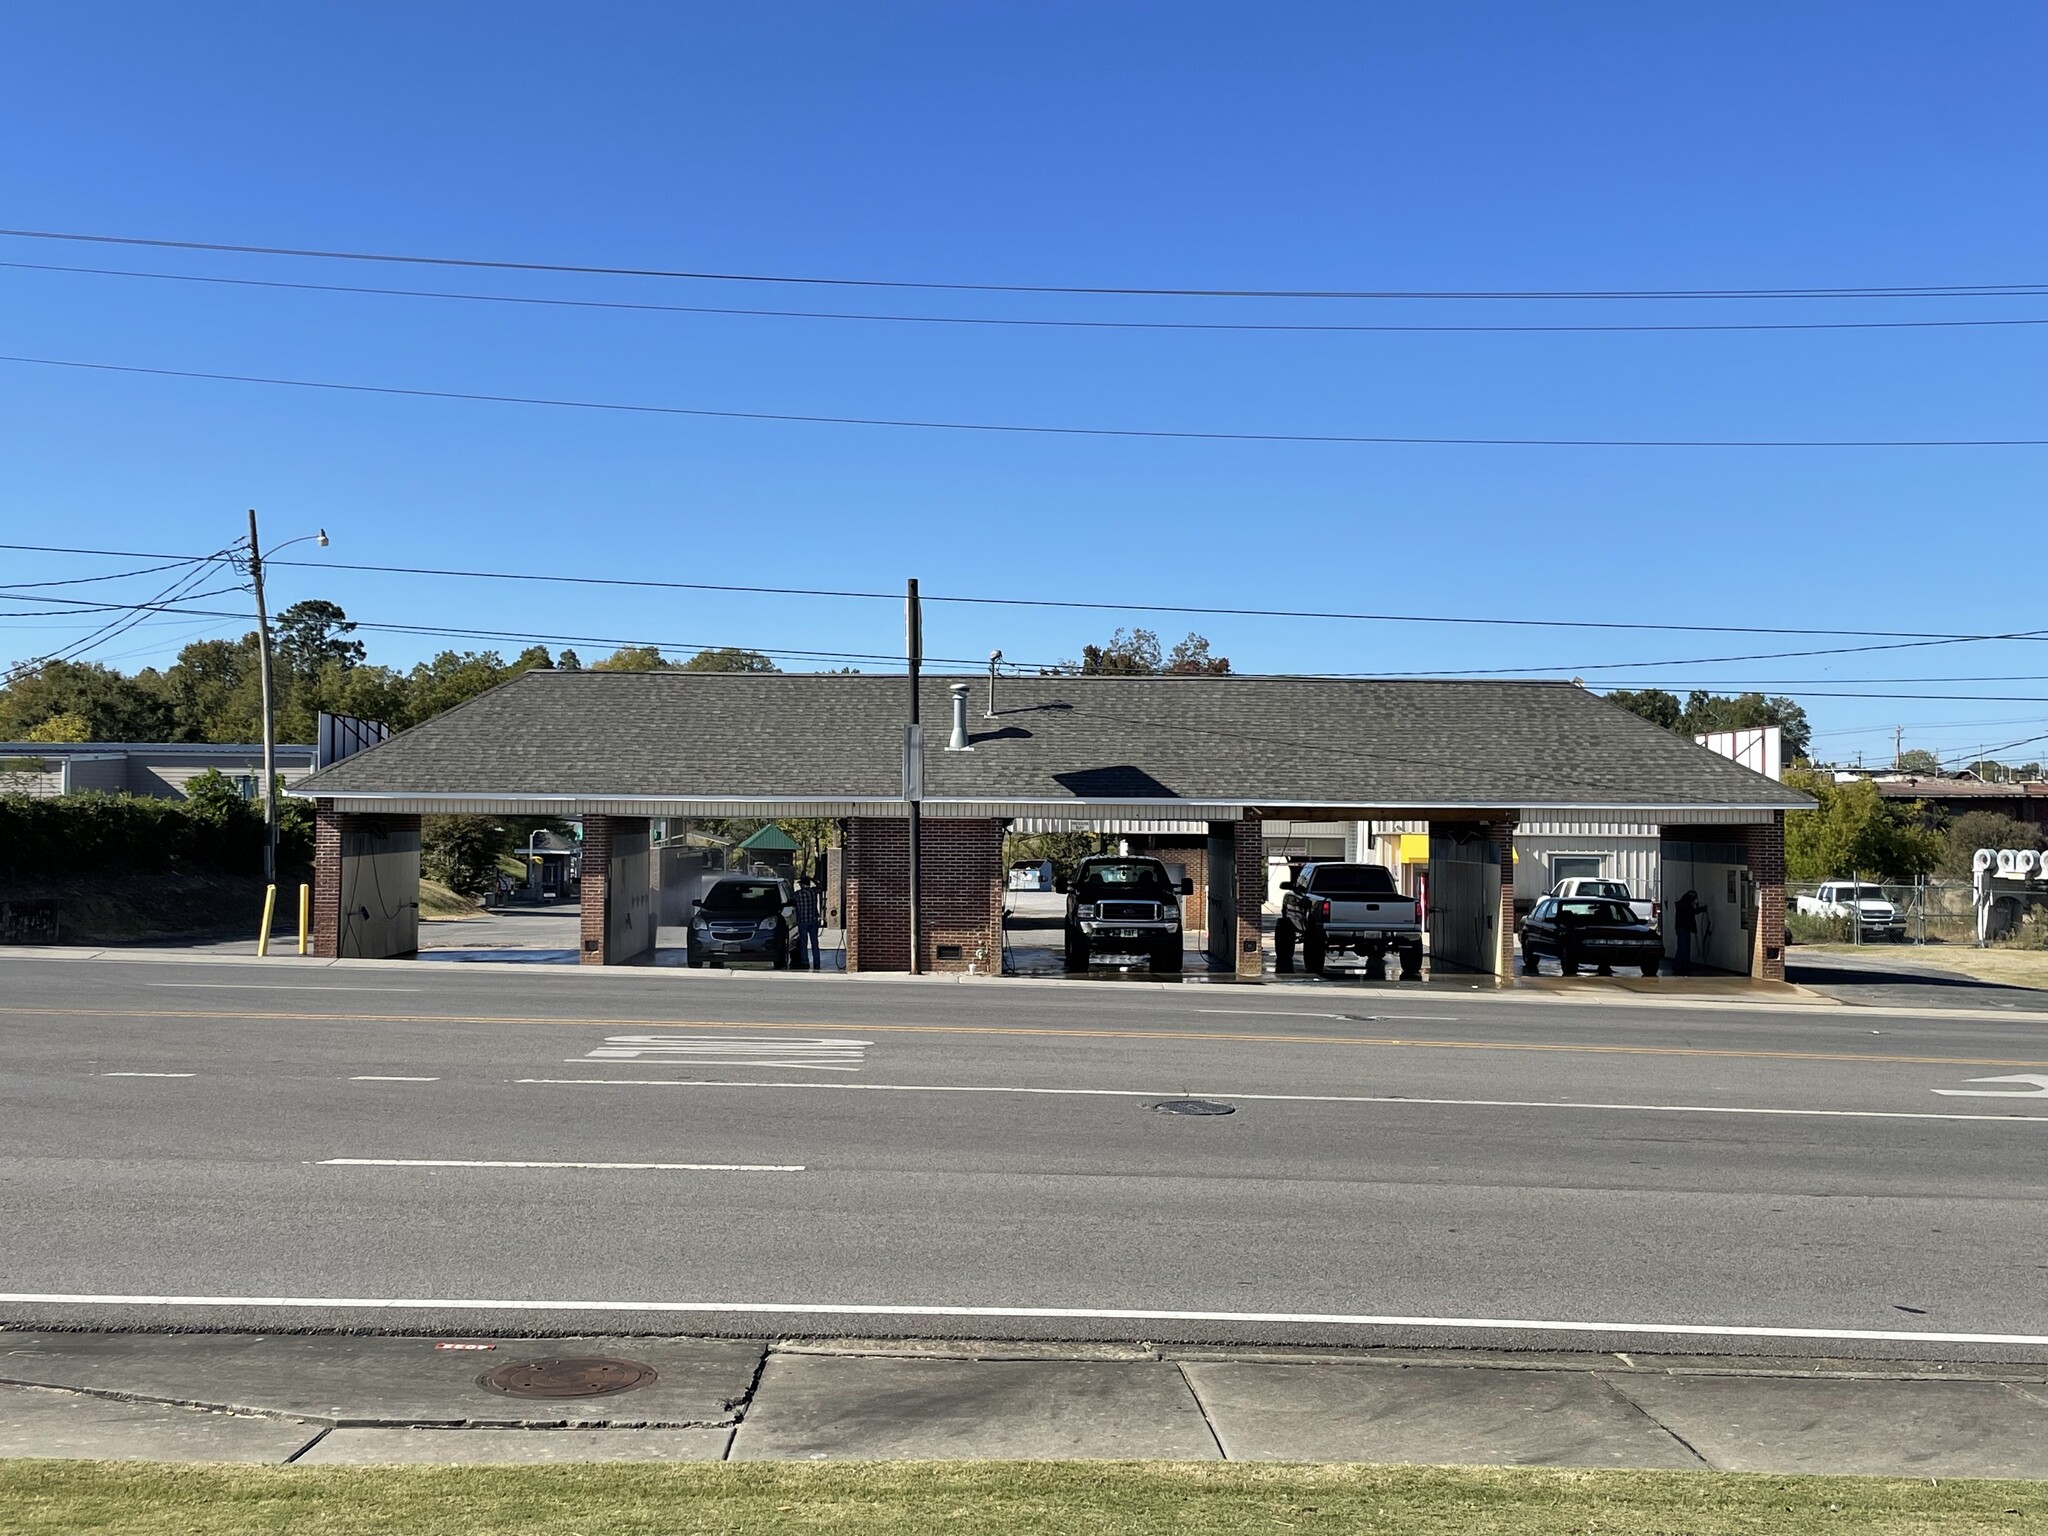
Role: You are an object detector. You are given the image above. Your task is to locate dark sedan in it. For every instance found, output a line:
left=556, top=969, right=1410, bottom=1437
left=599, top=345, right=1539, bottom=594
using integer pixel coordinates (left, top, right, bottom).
left=1520, top=896, right=1663, bottom=977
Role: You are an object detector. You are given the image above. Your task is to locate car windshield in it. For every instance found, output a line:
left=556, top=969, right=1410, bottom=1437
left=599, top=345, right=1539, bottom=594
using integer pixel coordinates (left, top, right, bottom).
left=1571, top=880, right=1630, bottom=900
left=1077, top=861, right=1172, bottom=896
left=1557, top=899, right=1637, bottom=924
left=1306, top=864, right=1397, bottom=897
left=701, top=881, right=784, bottom=915
left=1850, top=884, right=1887, bottom=899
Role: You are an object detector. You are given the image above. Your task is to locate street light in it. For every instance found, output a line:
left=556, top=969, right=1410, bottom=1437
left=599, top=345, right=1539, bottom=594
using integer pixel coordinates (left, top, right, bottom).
left=245, top=512, right=330, bottom=887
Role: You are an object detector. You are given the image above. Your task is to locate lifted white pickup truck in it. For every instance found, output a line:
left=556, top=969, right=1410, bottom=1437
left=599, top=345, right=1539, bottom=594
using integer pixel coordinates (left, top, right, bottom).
left=1548, top=877, right=1657, bottom=927
left=1795, top=880, right=1904, bottom=940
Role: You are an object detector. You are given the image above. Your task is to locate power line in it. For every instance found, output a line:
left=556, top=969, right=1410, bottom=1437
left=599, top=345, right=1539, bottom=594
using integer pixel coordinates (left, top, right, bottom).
left=3, top=228, right=2044, bottom=302
left=12, top=258, right=2048, bottom=336
left=5, top=353, right=2045, bottom=449
left=2, top=552, right=242, bottom=683
left=9, top=540, right=2048, bottom=647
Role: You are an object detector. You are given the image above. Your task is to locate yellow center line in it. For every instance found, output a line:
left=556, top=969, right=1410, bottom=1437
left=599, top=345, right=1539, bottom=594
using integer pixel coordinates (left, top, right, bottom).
left=4, top=1005, right=2047, bottom=1068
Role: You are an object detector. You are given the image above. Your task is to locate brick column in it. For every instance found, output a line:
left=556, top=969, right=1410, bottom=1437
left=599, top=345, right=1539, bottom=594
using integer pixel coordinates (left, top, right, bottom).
left=1743, top=811, right=1787, bottom=982
left=578, top=814, right=613, bottom=964
left=311, top=800, right=343, bottom=958
left=1490, top=814, right=1520, bottom=981
left=1234, top=811, right=1265, bottom=977
left=843, top=816, right=1003, bottom=973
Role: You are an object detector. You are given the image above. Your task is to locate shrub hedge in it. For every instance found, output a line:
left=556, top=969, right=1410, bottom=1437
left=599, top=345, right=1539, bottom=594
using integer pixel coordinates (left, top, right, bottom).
left=0, top=785, right=310, bottom=883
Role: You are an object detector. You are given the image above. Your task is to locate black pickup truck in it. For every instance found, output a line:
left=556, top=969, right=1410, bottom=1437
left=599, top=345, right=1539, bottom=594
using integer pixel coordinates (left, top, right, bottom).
left=1276, top=862, right=1424, bottom=979
left=1063, top=854, right=1193, bottom=973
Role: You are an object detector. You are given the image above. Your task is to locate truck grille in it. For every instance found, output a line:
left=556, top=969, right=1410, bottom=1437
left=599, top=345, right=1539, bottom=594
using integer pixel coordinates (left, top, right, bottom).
left=1097, top=900, right=1160, bottom=922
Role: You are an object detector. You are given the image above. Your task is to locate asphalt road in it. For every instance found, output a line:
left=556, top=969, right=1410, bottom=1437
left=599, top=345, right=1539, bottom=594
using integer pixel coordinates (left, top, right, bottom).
left=3, top=950, right=2046, bottom=1361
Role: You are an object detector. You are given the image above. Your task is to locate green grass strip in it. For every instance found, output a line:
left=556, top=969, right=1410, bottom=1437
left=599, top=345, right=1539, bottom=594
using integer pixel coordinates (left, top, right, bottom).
left=2, top=1461, right=2043, bottom=1536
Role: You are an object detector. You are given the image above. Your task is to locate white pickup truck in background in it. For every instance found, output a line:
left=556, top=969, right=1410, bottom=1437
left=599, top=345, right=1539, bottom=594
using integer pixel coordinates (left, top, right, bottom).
left=1795, top=880, right=1905, bottom=940
left=1547, top=877, right=1657, bottom=927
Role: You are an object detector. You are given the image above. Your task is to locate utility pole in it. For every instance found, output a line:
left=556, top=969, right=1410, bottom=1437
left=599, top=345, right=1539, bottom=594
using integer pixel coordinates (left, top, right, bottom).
left=1894, top=725, right=1904, bottom=769
left=905, top=578, right=923, bottom=975
left=248, top=509, right=279, bottom=887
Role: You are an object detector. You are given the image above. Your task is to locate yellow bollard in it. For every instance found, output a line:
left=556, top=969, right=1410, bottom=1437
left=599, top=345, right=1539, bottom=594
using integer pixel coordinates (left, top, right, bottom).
left=298, top=883, right=311, bottom=956
left=257, top=883, right=276, bottom=957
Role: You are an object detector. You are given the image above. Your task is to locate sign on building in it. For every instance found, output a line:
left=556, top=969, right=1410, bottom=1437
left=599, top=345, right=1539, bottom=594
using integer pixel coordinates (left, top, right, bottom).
left=317, top=711, right=392, bottom=770
left=1696, top=726, right=1782, bottom=782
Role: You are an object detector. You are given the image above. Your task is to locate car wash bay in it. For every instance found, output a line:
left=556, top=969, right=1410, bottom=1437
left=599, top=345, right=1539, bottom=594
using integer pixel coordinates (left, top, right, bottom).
left=298, top=672, right=1803, bottom=983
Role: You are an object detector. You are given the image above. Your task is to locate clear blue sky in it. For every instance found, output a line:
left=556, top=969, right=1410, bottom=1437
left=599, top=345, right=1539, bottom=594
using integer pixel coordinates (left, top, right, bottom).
left=2, top=2, right=2042, bottom=766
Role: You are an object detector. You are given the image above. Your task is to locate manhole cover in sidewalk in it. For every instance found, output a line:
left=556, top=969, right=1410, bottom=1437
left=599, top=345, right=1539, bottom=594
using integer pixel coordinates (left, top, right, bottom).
left=1150, top=1099, right=1236, bottom=1116
left=477, top=1356, right=659, bottom=1399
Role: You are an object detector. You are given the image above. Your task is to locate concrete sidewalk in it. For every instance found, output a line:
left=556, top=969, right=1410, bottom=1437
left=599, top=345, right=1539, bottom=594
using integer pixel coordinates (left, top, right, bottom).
left=3, top=1332, right=2046, bottom=1476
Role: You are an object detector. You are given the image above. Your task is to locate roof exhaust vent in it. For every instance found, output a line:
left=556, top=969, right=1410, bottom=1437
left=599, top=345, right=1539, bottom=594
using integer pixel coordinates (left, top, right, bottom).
left=986, top=650, right=1002, bottom=718
left=947, top=682, right=973, bottom=752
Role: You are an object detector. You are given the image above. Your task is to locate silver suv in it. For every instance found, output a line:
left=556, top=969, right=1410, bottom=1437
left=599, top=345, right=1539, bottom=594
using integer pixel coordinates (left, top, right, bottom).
left=686, top=875, right=797, bottom=968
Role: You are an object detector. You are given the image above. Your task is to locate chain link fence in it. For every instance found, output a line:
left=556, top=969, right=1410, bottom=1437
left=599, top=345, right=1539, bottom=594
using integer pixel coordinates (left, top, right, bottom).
left=1786, top=881, right=1977, bottom=946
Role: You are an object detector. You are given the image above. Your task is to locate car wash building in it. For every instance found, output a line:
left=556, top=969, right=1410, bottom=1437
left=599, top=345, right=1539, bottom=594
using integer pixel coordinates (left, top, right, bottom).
left=293, top=670, right=1809, bottom=980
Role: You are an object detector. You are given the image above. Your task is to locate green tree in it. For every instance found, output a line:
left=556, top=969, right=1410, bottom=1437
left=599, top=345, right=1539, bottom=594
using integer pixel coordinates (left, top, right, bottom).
left=1603, top=689, right=1683, bottom=730
left=0, top=659, right=172, bottom=741
left=1074, top=629, right=1229, bottom=675
left=23, top=711, right=91, bottom=743
left=591, top=645, right=675, bottom=671
left=274, top=600, right=365, bottom=679
left=420, top=815, right=503, bottom=898
left=681, top=647, right=778, bottom=673
left=1783, top=768, right=1944, bottom=882
left=1605, top=688, right=1812, bottom=762
left=155, top=635, right=265, bottom=742
left=1894, top=748, right=1941, bottom=775
left=1939, top=810, right=2046, bottom=879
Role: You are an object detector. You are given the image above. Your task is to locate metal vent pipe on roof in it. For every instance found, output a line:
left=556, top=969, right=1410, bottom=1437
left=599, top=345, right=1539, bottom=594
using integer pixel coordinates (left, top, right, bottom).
left=948, top=682, right=973, bottom=751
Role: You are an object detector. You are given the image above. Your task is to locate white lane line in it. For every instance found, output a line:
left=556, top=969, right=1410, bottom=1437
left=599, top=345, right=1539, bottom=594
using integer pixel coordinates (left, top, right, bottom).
left=0, top=1292, right=2040, bottom=1346
left=316, top=1158, right=803, bottom=1171
left=150, top=983, right=423, bottom=992
left=579, top=1035, right=869, bottom=1071
left=511, top=1078, right=2048, bottom=1124
left=97, top=1072, right=195, bottom=1078
left=1197, top=1009, right=1456, bottom=1021
left=348, top=1076, right=441, bottom=1083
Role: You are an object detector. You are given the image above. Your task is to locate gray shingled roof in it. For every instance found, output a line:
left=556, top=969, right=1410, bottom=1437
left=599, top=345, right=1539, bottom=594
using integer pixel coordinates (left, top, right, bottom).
left=296, top=671, right=1808, bottom=811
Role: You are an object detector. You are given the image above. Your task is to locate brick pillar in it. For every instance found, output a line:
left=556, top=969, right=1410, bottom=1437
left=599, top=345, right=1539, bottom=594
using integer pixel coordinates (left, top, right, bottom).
left=1490, top=814, right=1519, bottom=981
left=311, top=800, right=343, bottom=958
left=1743, top=811, right=1787, bottom=982
left=843, top=816, right=1003, bottom=973
left=579, top=815, right=613, bottom=964
left=1234, top=811, right=1265, bottom=977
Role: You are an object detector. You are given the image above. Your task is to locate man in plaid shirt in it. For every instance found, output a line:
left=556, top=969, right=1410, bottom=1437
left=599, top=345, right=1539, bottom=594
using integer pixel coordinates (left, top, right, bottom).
left=792, top=875, right=823, bottom=970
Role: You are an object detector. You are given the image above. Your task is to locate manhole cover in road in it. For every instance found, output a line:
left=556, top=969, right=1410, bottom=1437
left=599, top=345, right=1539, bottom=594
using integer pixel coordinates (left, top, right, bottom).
left=477, top=1356, right=660, bottom=1399
left=1150, top=1099, right=1237, bottom=1116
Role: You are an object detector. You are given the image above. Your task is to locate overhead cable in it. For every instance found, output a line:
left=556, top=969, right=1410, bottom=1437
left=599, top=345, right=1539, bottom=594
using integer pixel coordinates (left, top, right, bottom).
left=2, top=228, right=2043, bottom=301
left=3, top=353, right=2043, bottom=448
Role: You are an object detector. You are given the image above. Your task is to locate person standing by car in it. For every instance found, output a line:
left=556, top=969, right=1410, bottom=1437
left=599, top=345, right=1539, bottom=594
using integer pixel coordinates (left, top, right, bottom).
left=1674, top=889, right=1702, bottom=975
left=792, top=875, right=823, bottom=971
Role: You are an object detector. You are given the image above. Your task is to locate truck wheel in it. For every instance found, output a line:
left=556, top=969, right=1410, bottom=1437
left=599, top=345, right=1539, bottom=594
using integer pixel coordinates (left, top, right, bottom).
left=1400, top=948, right=1424, bottom=980
left=1275, top=920, right=1296, bottom=973
left=1151, top=942, right=1183, bottom=974
left=1304, top=932, right=1327, bottom=976
left=1365, top=949, right=1388, bottom=981
left=1064, top=931, right=1087, bottom=972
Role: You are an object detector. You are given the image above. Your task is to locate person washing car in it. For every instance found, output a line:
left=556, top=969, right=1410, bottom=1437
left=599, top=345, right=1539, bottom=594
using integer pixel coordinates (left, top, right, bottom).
left=792, top=875, right=823, bottom=971
left=1673, top=889, right=1702, bottom=975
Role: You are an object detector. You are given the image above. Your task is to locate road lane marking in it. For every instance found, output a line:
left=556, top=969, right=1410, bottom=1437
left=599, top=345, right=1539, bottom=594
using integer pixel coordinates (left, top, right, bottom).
left=1934, top=1074, right=2048, bottom=1098
left=97, top=1072, right=194, bottom=1078
left=150, top=983, right=424, bottom=992
left=348, top=1076, right=441, bottom=1082
left=1199, top=1009, right=1456, bottom=1021
left=315, top=1158, right=804, bottom=1171
left=10, top=1007, right=2048, bottom=1068
left=512, top=1078, right=2048, bottom=1123
left=0, top=1292, right=2040, bottom=1346
left=579, top=1035, right=869, bottom=1071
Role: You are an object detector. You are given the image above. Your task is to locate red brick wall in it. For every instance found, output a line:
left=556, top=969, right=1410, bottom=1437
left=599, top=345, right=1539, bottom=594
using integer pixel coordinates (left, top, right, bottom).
left=1743, top=812, right=1787, bottom=982
left=1233, top=812, right=1265, bottom=976
left=845, top=816, right=1004, bottom=973
left=579, top=815, right=613, bottom=964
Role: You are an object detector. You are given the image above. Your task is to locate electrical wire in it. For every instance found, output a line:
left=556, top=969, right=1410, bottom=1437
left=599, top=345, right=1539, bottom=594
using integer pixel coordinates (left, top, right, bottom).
left=8, top=541, right=2048, bottom=649
left=4, top=228, right=2044, bottom=301
left=0, top=558, right=212, bottom=592
left=1, top=552, right=241, bottom=683
left=11, top=259, right=2048, bottom=336
left=6, top=353, right=2041, bottom=448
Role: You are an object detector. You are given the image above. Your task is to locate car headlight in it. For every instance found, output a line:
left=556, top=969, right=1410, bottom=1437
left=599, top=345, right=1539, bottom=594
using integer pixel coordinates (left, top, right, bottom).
left=691, top=917, right=710, bottom=931
left=1162, top=914, right=1180, bottom=929
left=1077, top=904, right=1096, bottom=919
left=757, top=917, right=778, bottom=932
